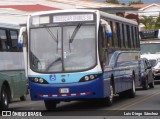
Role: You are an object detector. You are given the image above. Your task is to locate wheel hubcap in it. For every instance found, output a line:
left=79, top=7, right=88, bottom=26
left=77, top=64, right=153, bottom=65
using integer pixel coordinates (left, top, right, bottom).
left=133, top=80, right=135, bottom=93
left=109, top=86, right=113, bottom=101
left=2, top=91, right=8, bottom=106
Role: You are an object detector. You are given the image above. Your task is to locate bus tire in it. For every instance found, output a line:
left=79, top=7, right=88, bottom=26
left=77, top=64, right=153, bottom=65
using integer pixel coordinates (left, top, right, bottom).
left=149, top=81, right=154, bottom=88
left=20, top=95, right=26, bottom=101
left=142, top=77, right=148, bottom=90
left=127, top=78, right=136, bottom=98
left=44, top=100, right=57, bottom=110
left=0, top=85, right=9, bottom=110
left=106, top=85, right=114, bottom=106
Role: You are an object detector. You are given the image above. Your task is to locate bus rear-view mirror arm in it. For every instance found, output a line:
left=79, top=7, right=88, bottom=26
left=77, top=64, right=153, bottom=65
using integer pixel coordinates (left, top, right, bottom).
left=18, top=27, right=27, bottom=48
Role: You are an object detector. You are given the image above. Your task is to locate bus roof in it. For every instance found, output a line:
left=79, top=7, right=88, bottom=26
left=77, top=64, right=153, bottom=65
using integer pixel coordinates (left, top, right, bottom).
left=29, top=9, right=98, bottom=16
left=100, top=11, right=138, bottom=25
left=28, top=9, right=138, bottom=26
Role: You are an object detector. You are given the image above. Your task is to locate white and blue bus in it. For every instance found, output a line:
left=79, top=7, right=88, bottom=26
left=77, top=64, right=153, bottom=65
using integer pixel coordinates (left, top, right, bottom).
left=19, top=9, right=140, bottom=110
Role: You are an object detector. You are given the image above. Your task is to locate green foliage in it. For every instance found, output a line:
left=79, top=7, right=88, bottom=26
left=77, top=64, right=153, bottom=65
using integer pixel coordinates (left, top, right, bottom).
left=139, top=16, right=160, bottom=30
left=155, top=16, right=160, bottom=29
left=129, top=0, right=143, bottom=6
left=106, top=0, right=119, bottom=4
left=140, top=16, right=155, bottom=30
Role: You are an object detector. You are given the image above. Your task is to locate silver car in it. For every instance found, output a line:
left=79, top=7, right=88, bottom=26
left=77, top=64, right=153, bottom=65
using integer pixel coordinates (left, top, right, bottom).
left=140, top=58, right=155, bottom=90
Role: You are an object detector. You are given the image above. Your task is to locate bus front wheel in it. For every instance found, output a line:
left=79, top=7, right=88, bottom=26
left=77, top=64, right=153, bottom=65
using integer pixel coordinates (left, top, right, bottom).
left=127, top=78, right=136, bottom=98
left=44, top=100, right=57, bottom=110
left=0, top=85, right=9, bottom=110
left=106, top=85, right=114, bottom=106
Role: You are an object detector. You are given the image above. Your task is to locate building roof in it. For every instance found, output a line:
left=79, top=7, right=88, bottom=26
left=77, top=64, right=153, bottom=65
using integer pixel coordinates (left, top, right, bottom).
left=139, top=3, right=160, bottom=11
left=46, top=0, right=124, bottom=8
left=0, top=8, right=28, bottom=27
left=130, top=4, right=150, bottom=9
left=0, top=4, right=60, bottom=12
left=130, top=3, right=160, bottom=9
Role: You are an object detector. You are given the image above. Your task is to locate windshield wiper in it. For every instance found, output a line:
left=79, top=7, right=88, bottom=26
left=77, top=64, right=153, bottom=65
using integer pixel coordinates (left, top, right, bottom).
left=69, top=23, right=82, bottom=43
left=46, top=28, right=59, bottom=53
left=46, top=28, right=58, bottom=42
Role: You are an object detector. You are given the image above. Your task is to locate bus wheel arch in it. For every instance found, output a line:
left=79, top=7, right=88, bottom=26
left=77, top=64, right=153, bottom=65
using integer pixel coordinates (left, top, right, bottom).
left=0, top=81, right=11, bottom=110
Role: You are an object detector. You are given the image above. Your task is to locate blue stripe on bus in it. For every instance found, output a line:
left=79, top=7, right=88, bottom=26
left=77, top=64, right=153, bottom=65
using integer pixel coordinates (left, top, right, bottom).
left=28, top=71, right=102, bottom=83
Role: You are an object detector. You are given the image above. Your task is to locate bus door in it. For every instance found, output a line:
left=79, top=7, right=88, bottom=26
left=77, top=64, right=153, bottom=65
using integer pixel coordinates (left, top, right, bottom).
left=100, top=19, right=119, bottom=91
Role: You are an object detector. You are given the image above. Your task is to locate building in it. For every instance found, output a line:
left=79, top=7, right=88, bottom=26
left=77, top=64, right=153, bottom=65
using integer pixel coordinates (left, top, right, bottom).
left=0, top=0, right=137, bottom=16
left=131, top=3, right=160, bottom=18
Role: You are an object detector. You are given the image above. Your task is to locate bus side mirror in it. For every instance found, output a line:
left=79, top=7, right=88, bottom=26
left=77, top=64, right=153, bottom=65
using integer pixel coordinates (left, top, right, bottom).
left=18, top=27, right=27, bottom=48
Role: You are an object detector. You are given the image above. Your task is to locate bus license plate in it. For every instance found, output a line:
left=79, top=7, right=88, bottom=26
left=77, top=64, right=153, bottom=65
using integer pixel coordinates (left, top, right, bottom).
left=60, top=88, right=69, bottom=93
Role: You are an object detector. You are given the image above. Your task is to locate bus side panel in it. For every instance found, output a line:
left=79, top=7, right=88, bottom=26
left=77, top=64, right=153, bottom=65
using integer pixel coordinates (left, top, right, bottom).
left=0, top=71, right=27, bottom=99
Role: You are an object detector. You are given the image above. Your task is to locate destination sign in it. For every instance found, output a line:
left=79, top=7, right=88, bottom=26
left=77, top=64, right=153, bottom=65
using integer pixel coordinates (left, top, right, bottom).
left=53, top=14, right=94, bottom=23
left=139, top=30, right=159, bottom=39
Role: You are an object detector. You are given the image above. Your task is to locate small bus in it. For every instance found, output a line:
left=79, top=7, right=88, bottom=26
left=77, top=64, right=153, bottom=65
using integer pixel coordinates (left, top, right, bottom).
left=0, top=13, right=28, bottom=110
left=19, top=9, right=140, bottom=110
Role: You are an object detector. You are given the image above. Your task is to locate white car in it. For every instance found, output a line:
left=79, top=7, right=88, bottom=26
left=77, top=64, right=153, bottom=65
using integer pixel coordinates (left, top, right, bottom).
left=141, top=54, right=160, bottom=78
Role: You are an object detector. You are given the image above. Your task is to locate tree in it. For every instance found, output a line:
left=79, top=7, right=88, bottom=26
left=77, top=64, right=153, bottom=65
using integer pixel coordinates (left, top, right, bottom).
left=106, top=0, right=119, bottom=4
left=139, top=16, right=155, bottom=30
left=129, top=0, right=143, bottom=6
left=155, top=16, right=160, bottom=29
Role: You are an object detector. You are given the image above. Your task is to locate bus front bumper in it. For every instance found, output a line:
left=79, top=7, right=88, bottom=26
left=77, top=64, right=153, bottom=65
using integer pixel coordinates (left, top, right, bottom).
left=29, top=79, right=110, bottom=101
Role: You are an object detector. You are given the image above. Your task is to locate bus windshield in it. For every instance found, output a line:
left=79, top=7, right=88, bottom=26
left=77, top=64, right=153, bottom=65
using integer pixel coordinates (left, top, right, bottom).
left=140, top=43, right=160, bottom=54
left=30, top=24, right=96, bottom=73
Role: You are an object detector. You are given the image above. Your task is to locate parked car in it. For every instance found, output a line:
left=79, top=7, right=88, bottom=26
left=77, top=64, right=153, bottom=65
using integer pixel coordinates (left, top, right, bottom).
left=140, top=58, right=155, bottom=90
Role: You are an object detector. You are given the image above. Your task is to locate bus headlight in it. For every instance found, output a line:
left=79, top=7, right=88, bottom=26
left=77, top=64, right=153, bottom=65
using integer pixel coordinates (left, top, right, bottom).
left=84, top=76, right=90, bottom=81
left=90, top=75, right=95, bottom=80
left=39, top=78, right=44, bottom=83
left=79, top=74, right=102, bottom=82
left=29, top=77, right=48, bottom=84
left=34, top=78, right=39, bottom=82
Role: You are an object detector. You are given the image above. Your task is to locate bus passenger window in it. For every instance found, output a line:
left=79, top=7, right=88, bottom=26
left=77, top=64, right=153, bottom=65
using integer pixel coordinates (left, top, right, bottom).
left=126, top=25, right=131, bottom=48
left=116, top=22, right=121, bottom=48
left=0, top=29, right=8, bottom=50
left=130, top=26, right=134, bottom=48
left=10, top=30, right=18, bottom=50
left=124, top=24, right=128, bottom=48
left=135, top=27, right=139, bottom=48
left=131, top=26, right=135, bottom=48
left=110, top=21, right=114, bottom=47
left=122, top=24, right=125, bottom=48
left=111, top=21, right=118, bottom=48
